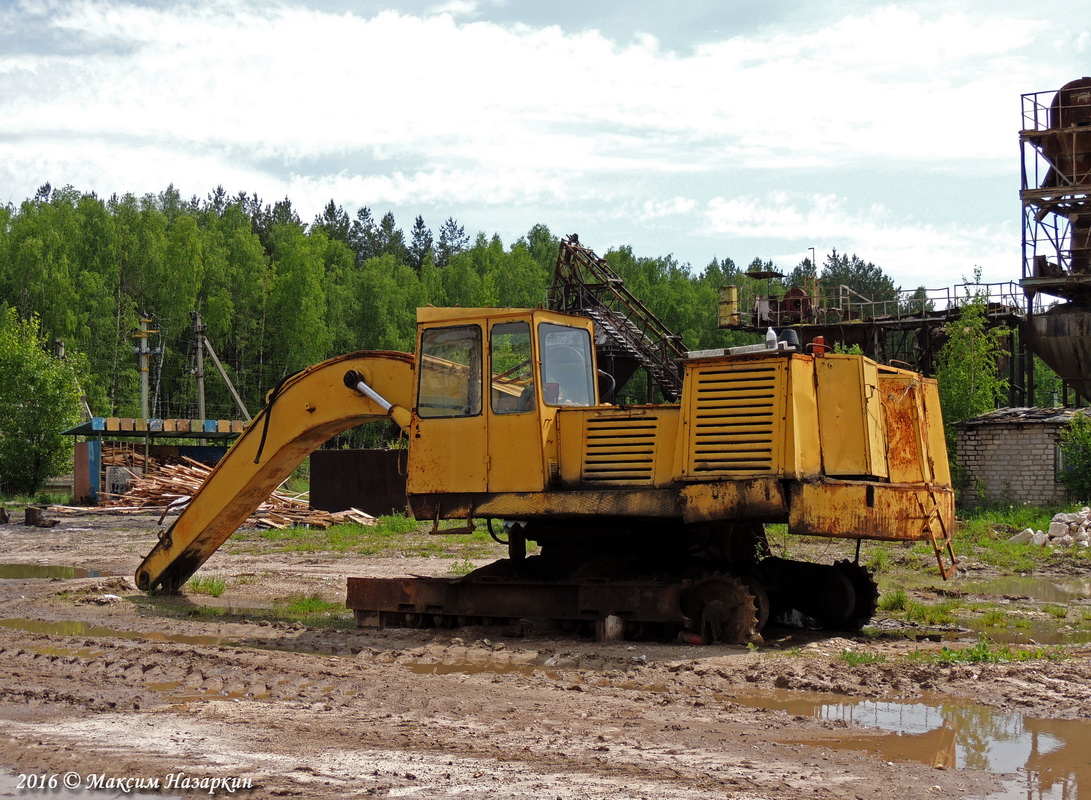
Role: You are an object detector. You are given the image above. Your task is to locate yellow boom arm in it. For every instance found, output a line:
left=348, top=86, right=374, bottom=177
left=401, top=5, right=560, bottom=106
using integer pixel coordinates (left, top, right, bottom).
left=135, top=351, right=415, bottom=592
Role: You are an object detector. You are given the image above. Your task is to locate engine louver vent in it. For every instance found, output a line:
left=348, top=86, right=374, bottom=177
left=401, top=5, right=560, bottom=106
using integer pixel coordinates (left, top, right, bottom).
left=581, top=418, right=659, bottom=484
left=687, top=363, right=783, bottom=476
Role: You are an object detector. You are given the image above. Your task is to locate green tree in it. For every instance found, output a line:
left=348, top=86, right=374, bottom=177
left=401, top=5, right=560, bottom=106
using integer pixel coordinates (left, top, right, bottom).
left=519, top=223, right=558, bottom=274
left=817, top=250, right=898, bottom=312
left=785, top=256, right=817, bottom=289
left=435, top=217, right=469, bottom=269
left=265, top=224, right=332, bottom=375
left=1059, top=411, right=1091, bottom=502
left=349, top=207, right=381, bottom=264
left=901, top=285, right=934, bottom=315
left=935, top=285, right=1009, bottom=453
left=0, top=308, right=86, bottom=494
left=354, top=254, right=422, bottom=351
left=408, top=215, right=433, bottom=272
left=195, top=196, right=271, bottom=416
left=377, top=212, right=408, bottom=262
left=312, top=200, right=351, bottom=244
left=1031, top=355, right=1063, bottom=407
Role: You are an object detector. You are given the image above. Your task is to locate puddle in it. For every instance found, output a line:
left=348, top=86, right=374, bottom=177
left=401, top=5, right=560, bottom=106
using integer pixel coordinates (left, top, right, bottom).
left=961, top=618, right=1091, bottom=647
left=407, top=659, right=559, bottom=679
left=0, top=564, right=117, bottom=580
left=0, top=618, right=233, bottom=647
left=151, top=684, right=272, bottom=704
left=966, top=576, right=1091, bottom=603
left=729, top=688, right=1089, bottom=799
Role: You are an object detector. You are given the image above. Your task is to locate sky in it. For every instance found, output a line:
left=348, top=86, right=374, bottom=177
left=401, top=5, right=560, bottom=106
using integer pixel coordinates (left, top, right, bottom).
left=1, top=0, right=1088, bottom=292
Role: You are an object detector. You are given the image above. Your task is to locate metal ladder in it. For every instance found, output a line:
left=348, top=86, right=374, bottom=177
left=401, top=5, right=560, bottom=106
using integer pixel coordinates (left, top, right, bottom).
left=549, top=236, right=686, bottom=401
left=917, top=489, right=958, bottom=580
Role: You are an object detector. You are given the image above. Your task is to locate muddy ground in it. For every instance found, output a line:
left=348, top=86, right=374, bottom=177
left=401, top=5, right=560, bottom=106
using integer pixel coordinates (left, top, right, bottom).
left=1, top=510, right=1089, bottom=799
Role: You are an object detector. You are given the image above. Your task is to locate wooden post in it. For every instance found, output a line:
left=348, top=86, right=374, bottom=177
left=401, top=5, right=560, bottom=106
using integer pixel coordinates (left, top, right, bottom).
left=595, top=614, right=625, bottom=642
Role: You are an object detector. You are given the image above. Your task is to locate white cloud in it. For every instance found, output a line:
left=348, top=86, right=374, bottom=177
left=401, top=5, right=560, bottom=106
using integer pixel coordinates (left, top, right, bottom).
left=0, top=0, right=1083, bottom=281
left=428, top=1, right=480, bottom=18
left=705, top=192, right=1016, bottom=288
left=3, top=2, right=1065, bottom=170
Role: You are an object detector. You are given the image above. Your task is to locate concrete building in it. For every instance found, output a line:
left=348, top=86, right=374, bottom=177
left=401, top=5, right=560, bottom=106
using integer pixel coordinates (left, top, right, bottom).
left=954, top=407, right=1087, bottom=508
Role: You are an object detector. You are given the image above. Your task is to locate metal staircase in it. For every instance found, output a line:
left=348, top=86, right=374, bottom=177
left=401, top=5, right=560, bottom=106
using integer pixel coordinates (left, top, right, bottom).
left=549, top=235, right=686, bottom=401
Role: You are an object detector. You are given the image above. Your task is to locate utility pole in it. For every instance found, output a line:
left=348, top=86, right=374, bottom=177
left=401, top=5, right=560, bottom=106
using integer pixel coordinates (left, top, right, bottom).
left=190, top=311, right=206, bottom=422
left=133, top=314, right=160, bottom=420
left=133, top=315, right=159, bottom=475
left=190, top=309, right=252, bottom=423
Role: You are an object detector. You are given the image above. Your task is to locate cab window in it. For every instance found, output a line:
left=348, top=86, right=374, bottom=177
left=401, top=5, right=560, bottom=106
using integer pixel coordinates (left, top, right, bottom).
left=491, top=321, right=535, bottom=414
left=538, top=322, right=595, bottom=407
left=418, top=325, right=482, bottom=418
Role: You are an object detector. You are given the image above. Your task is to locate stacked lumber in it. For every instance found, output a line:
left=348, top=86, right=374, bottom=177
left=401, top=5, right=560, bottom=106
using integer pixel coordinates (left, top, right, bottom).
left=97, top=457, right=376, bottom=529
left=102, top=444, right=159, bottom=472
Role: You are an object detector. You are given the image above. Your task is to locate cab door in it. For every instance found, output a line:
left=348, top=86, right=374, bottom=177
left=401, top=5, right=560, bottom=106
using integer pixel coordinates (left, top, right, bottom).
left=486, top=318, right=545, bottom=492
left=407, top=323, right=488, bottom=494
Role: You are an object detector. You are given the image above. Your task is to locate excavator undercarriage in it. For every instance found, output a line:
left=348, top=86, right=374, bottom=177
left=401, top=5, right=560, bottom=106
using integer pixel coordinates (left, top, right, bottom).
left=345, top=521, right=881, bottom=644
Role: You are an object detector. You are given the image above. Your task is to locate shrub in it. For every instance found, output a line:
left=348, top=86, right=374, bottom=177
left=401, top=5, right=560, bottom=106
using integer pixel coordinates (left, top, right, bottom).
left=1059, top=412, right=1091, bottom=502
left=0, top=308, right=87, bottom=495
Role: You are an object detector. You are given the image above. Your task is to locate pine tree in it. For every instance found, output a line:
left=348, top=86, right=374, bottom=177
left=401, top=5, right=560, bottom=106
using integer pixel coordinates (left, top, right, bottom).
left=435, top=217, right=469, bottom=269
left=312, top=200, right=351, bottom=244
left=408, top=215, right=433, bottom=272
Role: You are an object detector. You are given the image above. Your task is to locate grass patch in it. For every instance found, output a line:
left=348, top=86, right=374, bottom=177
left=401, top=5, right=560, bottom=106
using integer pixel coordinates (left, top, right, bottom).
left=877, top=588, right=907, bottom=612
left=449, top=558, right=476, bottom=576
left=185, top=575, right=227, bottom=597
left=282, top=592, right=341, bottom=616
left=227, top=513, right=507, bottom=561
left=186, top=605, right=225, bottom=619
left=865, top=548, right=891, bottom=574
left=981, top=609, right=1008, bottom=628
left=0, top=492, right=74, bottom=509
left=171, top=592, right=352, bottom=628
left=1043, top=603, right=1068, bottom=619
left=275, top=592, right=351, bottom=627
left=954, top=506, right=1073, bottom=573
left=839, top=649, right=886, bottom=667
left=904, top=599, right=959, bottom=626
left=910, top=636, right=1065, bottom=665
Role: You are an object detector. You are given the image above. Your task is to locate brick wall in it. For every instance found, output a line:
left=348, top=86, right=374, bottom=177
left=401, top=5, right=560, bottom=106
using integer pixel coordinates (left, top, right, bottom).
left=956, top=422, right=1068, bottom=508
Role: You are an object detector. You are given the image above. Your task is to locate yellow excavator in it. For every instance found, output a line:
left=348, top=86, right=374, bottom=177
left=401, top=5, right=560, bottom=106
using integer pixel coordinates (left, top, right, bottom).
left=136, top=294, right=956, bottom=644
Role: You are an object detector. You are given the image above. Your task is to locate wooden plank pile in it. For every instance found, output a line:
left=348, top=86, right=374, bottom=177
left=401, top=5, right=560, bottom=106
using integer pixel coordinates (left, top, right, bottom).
left=97, top=457, right=376, bottom=529
left=102, top=444, right=159, bottom=472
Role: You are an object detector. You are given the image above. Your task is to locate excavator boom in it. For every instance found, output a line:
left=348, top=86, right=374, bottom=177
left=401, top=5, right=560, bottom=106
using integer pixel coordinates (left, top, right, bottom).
left=135, top=351, right=414, bottom=592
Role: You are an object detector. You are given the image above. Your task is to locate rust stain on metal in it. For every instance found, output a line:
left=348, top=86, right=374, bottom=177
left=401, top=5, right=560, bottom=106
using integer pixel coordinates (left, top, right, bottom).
left=879, top=377, right=922, bottom=482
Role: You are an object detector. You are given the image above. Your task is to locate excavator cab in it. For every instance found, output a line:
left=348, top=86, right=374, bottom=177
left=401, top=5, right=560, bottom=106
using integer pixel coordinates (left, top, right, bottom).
left=407, top=309, right=598, bottom=506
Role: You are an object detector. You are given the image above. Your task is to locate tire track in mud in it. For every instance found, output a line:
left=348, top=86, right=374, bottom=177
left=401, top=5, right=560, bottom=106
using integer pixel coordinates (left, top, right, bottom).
left=0, top=628, right=891, bottom=798
left=0, top=627, right=1005, bottom=800
left=0, top=630, right=802, bottom=798
left=0, top=634, right=372, bottom=713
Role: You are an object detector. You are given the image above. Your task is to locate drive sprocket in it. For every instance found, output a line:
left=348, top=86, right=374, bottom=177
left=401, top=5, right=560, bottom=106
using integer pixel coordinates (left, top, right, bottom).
left=682, top=574, right=760, bottom=645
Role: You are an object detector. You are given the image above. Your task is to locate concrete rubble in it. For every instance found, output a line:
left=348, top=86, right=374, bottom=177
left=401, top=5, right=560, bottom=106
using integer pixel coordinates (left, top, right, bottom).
left=1007, top=507, right=1091, bottom=548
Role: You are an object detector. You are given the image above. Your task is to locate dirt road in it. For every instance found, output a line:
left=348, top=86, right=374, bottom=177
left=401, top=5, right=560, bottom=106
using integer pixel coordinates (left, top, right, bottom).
left=1, top=511, right=1088, bottom=799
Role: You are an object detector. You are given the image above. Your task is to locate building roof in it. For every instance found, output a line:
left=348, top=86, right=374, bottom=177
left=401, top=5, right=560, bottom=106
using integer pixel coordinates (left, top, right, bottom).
left=953, top=407, right=1090, bottom=428
left=62, top=417, right=245, bottom=439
